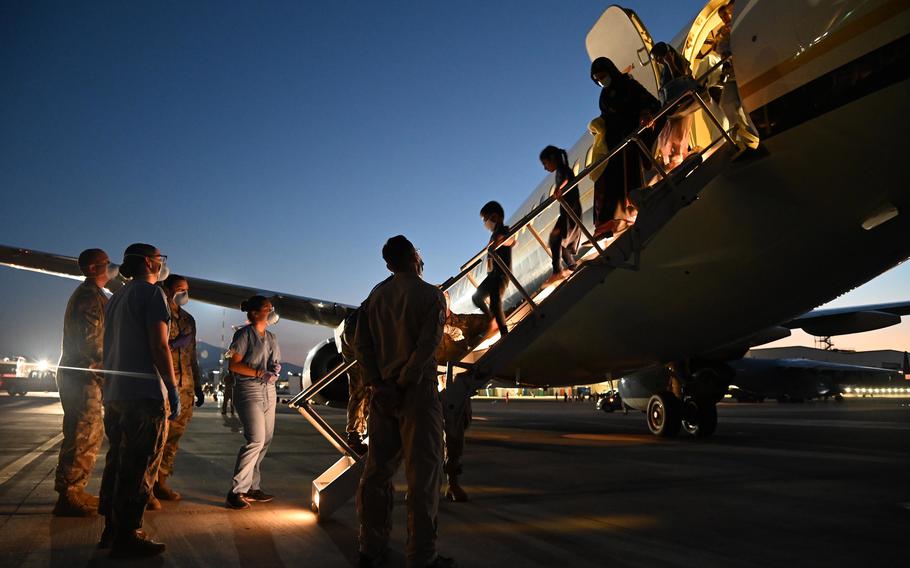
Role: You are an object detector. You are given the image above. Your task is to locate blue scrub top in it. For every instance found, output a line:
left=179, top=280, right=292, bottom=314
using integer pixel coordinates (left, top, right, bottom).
left=229, top=324, right=281, bottom=382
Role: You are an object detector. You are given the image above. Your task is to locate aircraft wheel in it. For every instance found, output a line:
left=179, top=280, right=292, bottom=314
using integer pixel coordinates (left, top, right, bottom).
left=682, top=398, right=718, bottom=437
left=646, top=391, right=681, bottom=437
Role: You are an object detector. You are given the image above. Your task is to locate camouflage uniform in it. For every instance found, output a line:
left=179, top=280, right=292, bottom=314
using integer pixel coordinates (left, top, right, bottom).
left=436, top=312, right=487, bottom=499
left=98, top=399, right=168, bottom=533
left=54, top=281, right=107, bottom=498
left=158, top=308, right=201, bottom=477
left=342, top=309, right=369, bottom=436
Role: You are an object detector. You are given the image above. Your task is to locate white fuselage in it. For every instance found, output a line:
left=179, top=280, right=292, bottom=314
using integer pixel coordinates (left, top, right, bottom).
left=445, top=0, right=910, bottom=386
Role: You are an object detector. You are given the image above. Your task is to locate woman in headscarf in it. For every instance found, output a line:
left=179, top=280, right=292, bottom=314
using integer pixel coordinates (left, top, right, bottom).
left=590, top=56, right=660, bottom=238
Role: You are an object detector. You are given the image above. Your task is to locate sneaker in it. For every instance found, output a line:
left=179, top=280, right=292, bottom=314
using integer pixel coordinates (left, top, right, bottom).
left=225, top=490, right=250, bottom=509
left=425, top=555, right=457, bottom=568
left=52, top=492, right=97, bottom=517
left=244, top=489, right=274, bottom=503
left=109, top=531, right=166, bottom=558
left=146, top=493, right=162, bottom=511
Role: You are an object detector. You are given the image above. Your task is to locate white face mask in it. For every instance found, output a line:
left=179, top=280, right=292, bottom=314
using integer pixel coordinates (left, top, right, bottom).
left=174, top=291, right=189, bottom=306
left=267, top=309, right=280, bottom=326
left=156, top=261, right=170, bottom=282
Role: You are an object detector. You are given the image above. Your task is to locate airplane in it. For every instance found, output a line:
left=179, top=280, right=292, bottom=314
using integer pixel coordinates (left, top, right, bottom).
left=2, top=0, right=909, bottom=444
left=724, top=357, right=907, bottom=403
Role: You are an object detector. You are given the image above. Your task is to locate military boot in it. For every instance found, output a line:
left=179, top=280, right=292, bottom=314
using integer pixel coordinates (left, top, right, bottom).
left=444, top=475, right=468, bottom=503
left=346, top=432, right=368, bottom=456
left=109, top=530, right=166, bottom=558
left=52, top=489, right=97, bottom=517
left=153, top=475, right=181, bottom=501
left=146, top=493, right=162, bottom=511
left=77, top=491, right=100, bottom=508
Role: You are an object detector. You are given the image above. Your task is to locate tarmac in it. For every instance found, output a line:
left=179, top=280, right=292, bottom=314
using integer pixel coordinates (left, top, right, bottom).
left=1, top=392, right=908, bottom=567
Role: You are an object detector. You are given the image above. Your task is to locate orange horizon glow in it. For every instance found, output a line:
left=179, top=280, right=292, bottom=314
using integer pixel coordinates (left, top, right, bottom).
left=763, top=321, right=910, bottom=353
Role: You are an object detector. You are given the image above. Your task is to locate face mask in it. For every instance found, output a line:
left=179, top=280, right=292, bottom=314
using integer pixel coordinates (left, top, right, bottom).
left=267, top=309, right=280, bottom=325
left=174, top=291, right=189, bottom=306
left=598, top=75, right=612, bottom=89
left=155, top=261, right=170, bottom=282
left=106, top=264, right=120, bottom=281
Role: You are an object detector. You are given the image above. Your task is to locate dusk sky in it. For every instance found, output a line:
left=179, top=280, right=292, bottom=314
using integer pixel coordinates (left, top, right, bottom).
left=1, top=1, right=907, bottom=366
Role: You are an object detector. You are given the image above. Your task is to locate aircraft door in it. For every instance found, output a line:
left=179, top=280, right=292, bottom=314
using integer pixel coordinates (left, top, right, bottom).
left=585, top=5, right=660, bottom=99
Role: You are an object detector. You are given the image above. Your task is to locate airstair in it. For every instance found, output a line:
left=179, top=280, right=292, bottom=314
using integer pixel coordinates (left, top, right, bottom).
left=289, top=59, right=745, bottom=520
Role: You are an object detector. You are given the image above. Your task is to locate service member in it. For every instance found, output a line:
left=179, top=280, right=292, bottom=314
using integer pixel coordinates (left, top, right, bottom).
left=53, top=248, right=115, bottom=517
left=98, top=243, right=179, bottom=558
left=341, top=307, right=369, bottom=455
left=355, top=235, right=455, bottom=568
left=150, top=274, right=205, bottom=507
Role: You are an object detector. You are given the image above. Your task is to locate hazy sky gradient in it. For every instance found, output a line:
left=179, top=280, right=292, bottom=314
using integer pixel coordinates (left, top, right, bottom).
left=1, top=1, right=907, bottom=365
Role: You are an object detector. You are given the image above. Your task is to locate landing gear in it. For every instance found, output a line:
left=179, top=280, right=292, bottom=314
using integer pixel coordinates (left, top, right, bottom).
left=646, top=391, right=681, bottom=437
left=681, top=397, right=717, bottom=437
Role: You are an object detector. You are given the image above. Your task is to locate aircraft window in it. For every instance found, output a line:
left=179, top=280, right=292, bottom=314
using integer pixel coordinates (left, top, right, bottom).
left=573, top=160, right=580, bottom=175
left=548, top=183, right=555, bottom=197
left=585, top=145, right=594, bottom=166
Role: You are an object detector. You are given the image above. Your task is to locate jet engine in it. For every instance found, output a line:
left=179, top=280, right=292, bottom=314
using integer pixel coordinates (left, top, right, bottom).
left=301, top=338, right=350, bottom=407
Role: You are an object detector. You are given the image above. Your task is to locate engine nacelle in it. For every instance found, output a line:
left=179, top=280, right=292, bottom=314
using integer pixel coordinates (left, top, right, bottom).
left=301, top=338, right=350, bottom=407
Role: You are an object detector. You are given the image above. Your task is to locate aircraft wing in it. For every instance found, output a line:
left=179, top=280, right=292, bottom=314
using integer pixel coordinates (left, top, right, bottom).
left=784, top=301, right=910, bottom=337
left=0, top=244, right=354, bottom=328
left=702, top=300, right=910, bottom=359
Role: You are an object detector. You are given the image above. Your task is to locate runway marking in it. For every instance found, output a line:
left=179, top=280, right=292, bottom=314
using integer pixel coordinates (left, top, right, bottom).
left=0, top=433, right=63, bottom=486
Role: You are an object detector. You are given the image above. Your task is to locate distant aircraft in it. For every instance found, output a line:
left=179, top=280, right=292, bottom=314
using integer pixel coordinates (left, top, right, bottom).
left=724, top=358, right=907, bottom=403
left=2, top=0, right=910, bottom=439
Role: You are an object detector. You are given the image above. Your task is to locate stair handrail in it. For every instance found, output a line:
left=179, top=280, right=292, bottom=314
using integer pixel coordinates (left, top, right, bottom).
left=442, top=68, right=736, bottom=297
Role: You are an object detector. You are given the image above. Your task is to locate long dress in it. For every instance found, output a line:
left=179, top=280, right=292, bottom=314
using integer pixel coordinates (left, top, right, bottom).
left=594, top=74, right=661, bottom=228
left=655, top=46, right=698, bottom=170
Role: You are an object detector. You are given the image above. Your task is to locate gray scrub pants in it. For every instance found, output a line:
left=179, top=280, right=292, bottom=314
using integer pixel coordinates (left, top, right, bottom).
left=231, top=380, right=276, bottom=494
left=357, top=378, right=444, bottom=567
